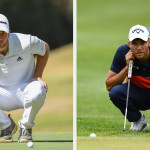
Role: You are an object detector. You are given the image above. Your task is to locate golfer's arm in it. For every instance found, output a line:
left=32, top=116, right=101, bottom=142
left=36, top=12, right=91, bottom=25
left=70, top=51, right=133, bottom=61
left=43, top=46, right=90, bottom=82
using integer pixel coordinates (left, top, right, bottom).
left=34, top=42, right=50, bottom=78
left=105, top=66, right=128, bottom=91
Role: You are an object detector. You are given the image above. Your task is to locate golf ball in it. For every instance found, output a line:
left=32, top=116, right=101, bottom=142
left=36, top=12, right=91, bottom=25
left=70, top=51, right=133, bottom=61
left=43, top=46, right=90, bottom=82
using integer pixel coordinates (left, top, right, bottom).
left=27, top=141, right=34, bottom=148
left=89, top=133, right=96, bottom=138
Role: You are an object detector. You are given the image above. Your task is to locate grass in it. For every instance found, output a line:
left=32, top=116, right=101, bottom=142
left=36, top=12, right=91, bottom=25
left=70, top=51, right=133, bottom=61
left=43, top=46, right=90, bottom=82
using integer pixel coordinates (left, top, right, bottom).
left=77, top=0, right=150, bottom=149
left=38, top=44, right=73, bottom=132
left=0, top=132, right=73, bottom=150
left=77, top=137, right=150, bottom=150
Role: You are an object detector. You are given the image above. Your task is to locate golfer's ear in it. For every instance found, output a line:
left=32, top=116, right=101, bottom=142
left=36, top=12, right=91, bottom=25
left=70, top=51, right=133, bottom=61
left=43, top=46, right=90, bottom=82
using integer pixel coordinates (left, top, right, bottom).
left=128, top=41, right=131, bottom=46
left=7, top=29, right=11, bottom=38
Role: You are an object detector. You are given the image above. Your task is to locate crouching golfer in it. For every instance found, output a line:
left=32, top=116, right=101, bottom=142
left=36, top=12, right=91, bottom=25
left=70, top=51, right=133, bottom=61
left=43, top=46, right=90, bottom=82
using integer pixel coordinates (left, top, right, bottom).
left=105, top=24, right=150, bottom=131
left=0, top=14, right=49, bottom=142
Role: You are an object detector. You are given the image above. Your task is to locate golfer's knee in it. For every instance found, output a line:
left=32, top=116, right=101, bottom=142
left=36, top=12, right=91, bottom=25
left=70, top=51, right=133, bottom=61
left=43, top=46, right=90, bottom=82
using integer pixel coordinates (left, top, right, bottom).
left=24, top=81, right=46, bottom=104
left=109, top=85, right=121, bottom=101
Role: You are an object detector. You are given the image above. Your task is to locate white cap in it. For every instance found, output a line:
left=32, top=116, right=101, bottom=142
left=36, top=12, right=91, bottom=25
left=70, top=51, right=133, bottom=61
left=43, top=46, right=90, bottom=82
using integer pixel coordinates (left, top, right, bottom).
left=0, top=14, right=9, bottom=33
left=128, top=24, right=149, bottom=42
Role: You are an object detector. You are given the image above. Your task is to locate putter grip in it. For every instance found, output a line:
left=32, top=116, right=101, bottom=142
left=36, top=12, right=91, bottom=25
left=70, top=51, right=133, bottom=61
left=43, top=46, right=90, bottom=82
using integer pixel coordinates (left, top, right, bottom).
left=128, top=60, right=133, bottom=79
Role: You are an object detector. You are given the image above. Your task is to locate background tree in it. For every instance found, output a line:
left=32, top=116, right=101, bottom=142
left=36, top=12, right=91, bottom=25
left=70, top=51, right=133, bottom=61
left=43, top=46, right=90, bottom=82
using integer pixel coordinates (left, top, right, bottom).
left=0, top=0, right=73, bottom=49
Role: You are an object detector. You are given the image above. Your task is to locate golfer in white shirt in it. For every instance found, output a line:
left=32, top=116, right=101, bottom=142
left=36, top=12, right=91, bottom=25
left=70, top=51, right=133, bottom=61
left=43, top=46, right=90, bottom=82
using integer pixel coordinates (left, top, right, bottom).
left=0, top=14, right=49, bottom=142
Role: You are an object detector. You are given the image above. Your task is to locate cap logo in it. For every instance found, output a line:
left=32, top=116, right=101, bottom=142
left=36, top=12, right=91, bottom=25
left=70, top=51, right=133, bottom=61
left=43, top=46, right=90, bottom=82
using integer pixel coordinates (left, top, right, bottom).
left=0, top=21, right=7, bottom=25
left=132, top=28, right=144, bottom=34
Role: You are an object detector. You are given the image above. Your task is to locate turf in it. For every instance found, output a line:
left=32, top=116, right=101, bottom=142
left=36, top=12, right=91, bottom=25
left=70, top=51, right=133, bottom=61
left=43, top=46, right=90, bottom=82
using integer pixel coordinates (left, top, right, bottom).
left=77, top=137, right=150, bottom=150
left=77, top=0, right=150, bottom=149
left=0, top=132, right=73, bottom=150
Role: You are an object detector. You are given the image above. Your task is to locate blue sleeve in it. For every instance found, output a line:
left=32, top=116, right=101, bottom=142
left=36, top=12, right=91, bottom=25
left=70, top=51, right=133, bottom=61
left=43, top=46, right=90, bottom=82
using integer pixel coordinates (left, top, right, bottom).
left=110, top=44, right=130, bottom=73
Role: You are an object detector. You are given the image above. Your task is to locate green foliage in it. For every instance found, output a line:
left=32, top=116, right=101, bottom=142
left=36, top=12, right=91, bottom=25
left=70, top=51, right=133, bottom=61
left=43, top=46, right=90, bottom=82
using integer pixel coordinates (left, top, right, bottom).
left=0, top=0, right=73, bottom=49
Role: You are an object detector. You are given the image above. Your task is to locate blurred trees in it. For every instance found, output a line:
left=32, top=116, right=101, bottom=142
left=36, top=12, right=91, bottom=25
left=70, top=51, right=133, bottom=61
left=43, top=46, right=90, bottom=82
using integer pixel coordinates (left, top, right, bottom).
left=0, top=0, right=73, bottom=49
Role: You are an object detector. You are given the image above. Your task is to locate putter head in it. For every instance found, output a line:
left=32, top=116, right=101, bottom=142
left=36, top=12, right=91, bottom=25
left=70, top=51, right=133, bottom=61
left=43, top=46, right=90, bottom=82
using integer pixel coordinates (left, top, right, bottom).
left=121, top=129, right=125, bottom=133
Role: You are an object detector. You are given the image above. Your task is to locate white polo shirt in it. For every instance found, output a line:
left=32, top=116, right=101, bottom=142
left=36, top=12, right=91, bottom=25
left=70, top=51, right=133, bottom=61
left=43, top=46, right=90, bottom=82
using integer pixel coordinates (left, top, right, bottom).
left=0, top=33, right=46, bottom=86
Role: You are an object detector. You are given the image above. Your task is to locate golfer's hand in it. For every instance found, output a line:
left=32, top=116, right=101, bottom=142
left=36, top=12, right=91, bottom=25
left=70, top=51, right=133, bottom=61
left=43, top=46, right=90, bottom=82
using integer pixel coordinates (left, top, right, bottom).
left=29, top=77, right=48, bottom=92
left=125, top=50, right=134, bottom=67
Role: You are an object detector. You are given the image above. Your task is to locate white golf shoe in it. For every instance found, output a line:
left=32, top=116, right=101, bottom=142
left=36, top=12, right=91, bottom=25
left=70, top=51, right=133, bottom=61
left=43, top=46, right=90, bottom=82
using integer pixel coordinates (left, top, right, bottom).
left=130, top=115, right=149, bottom=131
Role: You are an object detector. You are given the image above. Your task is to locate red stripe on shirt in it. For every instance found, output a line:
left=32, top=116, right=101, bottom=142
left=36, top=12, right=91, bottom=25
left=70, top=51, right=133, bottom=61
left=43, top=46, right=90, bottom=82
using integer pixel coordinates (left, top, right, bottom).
left=126, top=75, right=150, bottom=88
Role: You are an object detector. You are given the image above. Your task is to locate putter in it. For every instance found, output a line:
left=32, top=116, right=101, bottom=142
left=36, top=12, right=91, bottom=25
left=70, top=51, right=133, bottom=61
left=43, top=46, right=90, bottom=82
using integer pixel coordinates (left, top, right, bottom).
left=122, top=60, right=133, bottom=133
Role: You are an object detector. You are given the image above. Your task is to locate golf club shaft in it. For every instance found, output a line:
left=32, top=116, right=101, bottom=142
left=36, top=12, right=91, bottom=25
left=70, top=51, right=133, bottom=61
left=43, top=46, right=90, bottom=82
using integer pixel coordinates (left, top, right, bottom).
left=123, top=79, right=131, bottom=130
left=122, top=60, right=133, bottom=132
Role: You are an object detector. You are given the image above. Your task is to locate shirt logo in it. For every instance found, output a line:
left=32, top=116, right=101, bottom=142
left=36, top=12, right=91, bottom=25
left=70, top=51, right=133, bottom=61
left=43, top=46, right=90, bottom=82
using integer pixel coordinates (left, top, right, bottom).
left=17, top=56, right=23, bottom=61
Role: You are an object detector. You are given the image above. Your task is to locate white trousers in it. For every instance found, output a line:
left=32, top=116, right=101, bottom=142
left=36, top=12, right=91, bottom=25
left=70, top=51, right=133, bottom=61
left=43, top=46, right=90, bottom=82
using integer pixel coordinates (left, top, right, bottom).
left=0, top=81, right=46, bottom=130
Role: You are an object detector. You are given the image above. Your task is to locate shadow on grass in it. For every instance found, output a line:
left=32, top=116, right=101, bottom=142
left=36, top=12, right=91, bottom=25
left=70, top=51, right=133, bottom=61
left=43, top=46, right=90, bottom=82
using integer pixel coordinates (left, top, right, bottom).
left=13, top=140, right=73, bottom=143
left=34, top=140, right=73, bottom=142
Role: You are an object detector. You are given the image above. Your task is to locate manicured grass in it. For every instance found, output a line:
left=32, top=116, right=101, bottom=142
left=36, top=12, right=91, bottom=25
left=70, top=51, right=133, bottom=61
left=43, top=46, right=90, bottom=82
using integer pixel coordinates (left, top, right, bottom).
left=0, top=132, right=73, bottom=150
left=77, top=0, right=150, bottom=149
left=77, top=136, right=150, bottom=150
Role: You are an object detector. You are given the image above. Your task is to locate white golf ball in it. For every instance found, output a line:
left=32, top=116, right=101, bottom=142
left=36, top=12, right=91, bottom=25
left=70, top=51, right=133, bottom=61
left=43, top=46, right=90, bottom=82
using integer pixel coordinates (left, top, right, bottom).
left=89, top=133, right=96, bottom=138
left=27, top=141, right=34, bottom=148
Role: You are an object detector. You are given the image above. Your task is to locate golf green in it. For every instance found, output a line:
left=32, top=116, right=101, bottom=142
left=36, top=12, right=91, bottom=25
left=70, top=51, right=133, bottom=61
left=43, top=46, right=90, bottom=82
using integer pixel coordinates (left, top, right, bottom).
left=0, top=132, right=73, bottom=150
left=77, top=136, right=150, bottom=150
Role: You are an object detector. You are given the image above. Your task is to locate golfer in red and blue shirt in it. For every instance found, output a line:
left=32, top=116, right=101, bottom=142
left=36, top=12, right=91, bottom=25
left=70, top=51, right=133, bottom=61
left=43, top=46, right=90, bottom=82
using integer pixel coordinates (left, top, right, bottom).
left=105, top=24, right=150, bottom=131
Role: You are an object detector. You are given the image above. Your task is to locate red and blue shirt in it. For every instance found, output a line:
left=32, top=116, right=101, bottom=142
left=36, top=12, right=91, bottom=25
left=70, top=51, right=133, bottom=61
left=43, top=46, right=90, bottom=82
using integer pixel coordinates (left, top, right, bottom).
left=110, top=44, right=150, bottom=88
